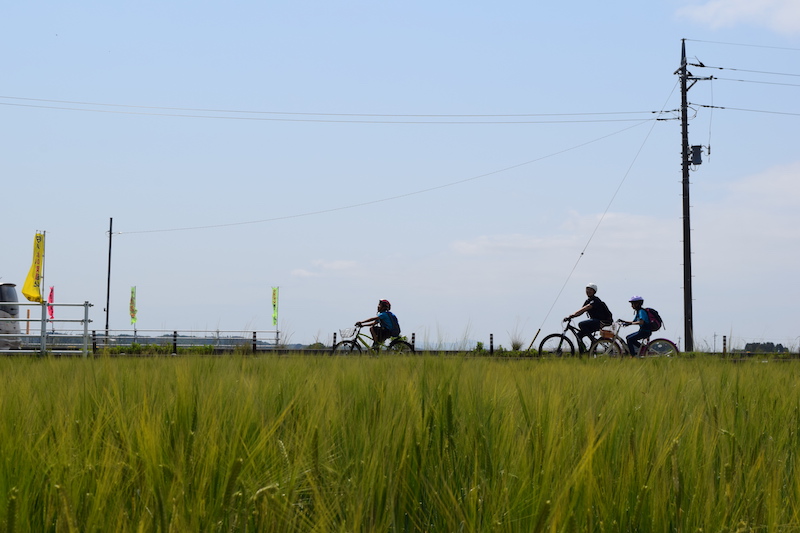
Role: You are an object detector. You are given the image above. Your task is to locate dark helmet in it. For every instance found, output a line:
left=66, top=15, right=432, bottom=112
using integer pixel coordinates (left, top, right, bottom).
left=378, top=299, right=391, bottom=310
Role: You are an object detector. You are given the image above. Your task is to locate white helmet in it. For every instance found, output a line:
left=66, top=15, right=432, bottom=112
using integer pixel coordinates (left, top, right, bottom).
left=586, top=283, right=598, bottom=292
left=629, top=295, right=644, bottom=302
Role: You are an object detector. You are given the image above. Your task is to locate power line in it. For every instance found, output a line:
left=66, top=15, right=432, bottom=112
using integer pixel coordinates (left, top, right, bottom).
left=713, top=77, right=800, bottom=88
left=0, top=95, right=672, bottom=124
left=685, top=38, right=800, bottom=52
left=692, top=103, right=800, bottom=117
left=119, top=120, right=655, bottom=235
left=692, top=65, right=800, bottom=78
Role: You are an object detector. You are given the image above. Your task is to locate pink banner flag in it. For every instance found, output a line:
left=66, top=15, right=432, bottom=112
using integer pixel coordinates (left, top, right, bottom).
left=47, top=286, right=54, bottom=320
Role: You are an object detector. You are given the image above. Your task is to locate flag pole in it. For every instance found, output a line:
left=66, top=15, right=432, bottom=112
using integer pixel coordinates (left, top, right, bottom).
left=39, top=231, right=47, bottom=353
left=105, top=218, right=113, bottom=342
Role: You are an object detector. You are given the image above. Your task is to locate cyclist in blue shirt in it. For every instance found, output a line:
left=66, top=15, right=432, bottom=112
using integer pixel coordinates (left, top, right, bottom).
left=356, top=299, right=401, bottom=349
left=621, top=296, right=651, bottom=356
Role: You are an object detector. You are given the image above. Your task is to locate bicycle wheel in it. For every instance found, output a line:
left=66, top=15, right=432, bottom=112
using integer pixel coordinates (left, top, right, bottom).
left=642, top=338, right=679, bottom=357
left=589, top=338, right=624, bottom=357
left=331, top=340, right=362, bottom=355
left=538, top=334, right=575, bottom=357
left=387, top=339, right=415, bottom=354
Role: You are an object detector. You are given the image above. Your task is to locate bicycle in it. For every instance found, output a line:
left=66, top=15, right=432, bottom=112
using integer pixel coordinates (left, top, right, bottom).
left=331, top=324, right=415, bottom=354
left=538, top=318, right=606, bottom=357
left=588, top=320, right=680, bottom=357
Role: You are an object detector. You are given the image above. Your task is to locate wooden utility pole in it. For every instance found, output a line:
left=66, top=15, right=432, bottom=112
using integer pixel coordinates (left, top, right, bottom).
left=679, top=40, right=694, bottom=353
left=676, top=40, right=712, bottom=352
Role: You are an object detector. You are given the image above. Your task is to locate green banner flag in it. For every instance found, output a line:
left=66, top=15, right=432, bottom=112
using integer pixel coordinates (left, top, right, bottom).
left=130, top=286, right=137, bottom=325
left=272, top=287, right=279, bottom=327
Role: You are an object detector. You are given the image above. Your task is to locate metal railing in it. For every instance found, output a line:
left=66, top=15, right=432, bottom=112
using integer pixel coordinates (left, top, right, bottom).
left=90, top=329, right=281, bottom=354
left=2, top=301, right=281, bottom=356
left=0, top=301, right=93, bottom=357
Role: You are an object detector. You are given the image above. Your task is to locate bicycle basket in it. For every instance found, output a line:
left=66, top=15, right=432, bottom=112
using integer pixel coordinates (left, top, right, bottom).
left=599, top=327, right=614, bottom=339
left=339, top=328, right=357, bottom=340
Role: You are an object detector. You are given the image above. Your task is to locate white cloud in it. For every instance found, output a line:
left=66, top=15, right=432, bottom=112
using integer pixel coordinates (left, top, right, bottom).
left=450, top=212, right=678, bottom=257
left=695, top=161, right=800, bottom=260
left=290, top=269, right=319, bottom=278
left=728, top=162, right=800, bottom=209
left=291, top=259, right=359, bottom=278
left=312, top=259, right=358, bottom=271
left=677, top=0, right=800, bottom=33
left=450, top=234, right=573, bottom=255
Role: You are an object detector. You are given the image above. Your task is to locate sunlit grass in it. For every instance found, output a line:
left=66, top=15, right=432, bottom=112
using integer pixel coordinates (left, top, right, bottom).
left=0, top=356, right=799, bottom=531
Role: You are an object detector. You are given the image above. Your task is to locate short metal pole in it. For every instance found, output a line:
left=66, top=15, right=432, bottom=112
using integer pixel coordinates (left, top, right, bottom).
left=411, top=332, right=415, bottom=350
left=173, top=331, right=178, bottom=355
left=723, top=336, right=727, bottom=357
left=92, top=330, right=97, bottom=354
left=333, top=332, right=337, bottom=347
left=82, top=301, right=90, bottom=358
left=40, top=302, right=47, bottom=356
left=252, top=331, right=257, bottom=353
left=490, top=334, right=494, bottom=355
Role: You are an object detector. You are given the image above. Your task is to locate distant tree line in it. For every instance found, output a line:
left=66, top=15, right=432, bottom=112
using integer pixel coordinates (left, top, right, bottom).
left=740, top=342, right=788, bottom=354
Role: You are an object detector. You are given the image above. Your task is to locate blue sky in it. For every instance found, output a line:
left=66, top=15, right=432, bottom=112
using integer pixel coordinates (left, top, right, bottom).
left=2, top=0, right=799, bottom=350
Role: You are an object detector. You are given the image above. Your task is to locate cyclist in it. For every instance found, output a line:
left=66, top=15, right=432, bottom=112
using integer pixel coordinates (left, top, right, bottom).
left=565, top=283, right=613, bottom=341
left=621, top=296, right=651, bottom=356
left=356, top=299, right=401, bottom=349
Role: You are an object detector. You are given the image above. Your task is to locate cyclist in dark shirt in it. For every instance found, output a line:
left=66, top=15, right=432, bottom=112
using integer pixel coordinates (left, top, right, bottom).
left=565, top=283, right=613, bottom=340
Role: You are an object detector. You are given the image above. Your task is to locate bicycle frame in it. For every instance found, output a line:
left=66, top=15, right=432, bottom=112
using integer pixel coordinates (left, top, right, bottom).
left=588, top=320, right=628, bottom=357
left=538, top=319, right=597, bottom=357
left=340, top=325, right=383, bottom=349
left=593, top=320, right=679, bottom=357
left=332, top=324, right=414, bottom=354
left=563, top=320, right=595, bottom=353
left=351, top=326, right=378, bottom=349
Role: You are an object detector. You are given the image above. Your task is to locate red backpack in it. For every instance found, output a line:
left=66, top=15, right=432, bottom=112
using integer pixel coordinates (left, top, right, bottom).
left=645, top=308, right=663, bottom=331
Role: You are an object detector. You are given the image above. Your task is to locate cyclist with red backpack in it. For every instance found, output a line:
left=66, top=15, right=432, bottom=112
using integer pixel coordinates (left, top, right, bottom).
left=356, top=299, right=401, bottom=349
left=621, top=296, right=655, bottom=356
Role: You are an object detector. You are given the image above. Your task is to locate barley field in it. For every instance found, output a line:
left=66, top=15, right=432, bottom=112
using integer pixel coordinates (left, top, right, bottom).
left=0, top=355, right=798, bottom=532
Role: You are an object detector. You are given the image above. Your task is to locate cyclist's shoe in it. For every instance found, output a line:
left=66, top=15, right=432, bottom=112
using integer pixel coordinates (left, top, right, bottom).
left=371, top=342, right=380, bottom=350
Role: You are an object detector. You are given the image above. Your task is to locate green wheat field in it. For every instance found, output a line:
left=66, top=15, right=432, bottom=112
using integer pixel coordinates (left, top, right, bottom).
left=1, top=355, right=799, bottom=532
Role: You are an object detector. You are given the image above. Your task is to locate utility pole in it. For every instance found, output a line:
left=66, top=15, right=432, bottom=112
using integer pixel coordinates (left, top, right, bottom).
left=676, top=39, right=712, bottom=353
left=679, top=40, right=694, bottom=353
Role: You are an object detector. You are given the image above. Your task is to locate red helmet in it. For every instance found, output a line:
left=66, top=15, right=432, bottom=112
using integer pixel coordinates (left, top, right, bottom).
left=378, top=299, right=391, bottom=310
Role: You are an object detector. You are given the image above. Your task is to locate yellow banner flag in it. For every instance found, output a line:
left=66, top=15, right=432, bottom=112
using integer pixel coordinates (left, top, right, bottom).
left=22, top=233, right=45, bottom=302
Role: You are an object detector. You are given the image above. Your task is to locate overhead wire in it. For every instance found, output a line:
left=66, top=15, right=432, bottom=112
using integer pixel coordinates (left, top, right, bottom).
left=533, top=81, right=681, bottom=338
left=684, top=38, right=800, bottom=52
left=707, top=78, right=713, bottom=159
left=711, top=77, right=800, bottom=88
left=119, top=119, right=658, bottom=235
left=692, top=104, right=800, bottom=117
left=0, top=95, right=672, bottom=124
left=686, top=59, right=800, bottom=119
left=694, top=66, right=800, bottom=78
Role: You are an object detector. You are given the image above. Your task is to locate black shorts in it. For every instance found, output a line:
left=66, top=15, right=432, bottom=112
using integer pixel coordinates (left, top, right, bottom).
left=373, top=326, right=392, bottom=342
